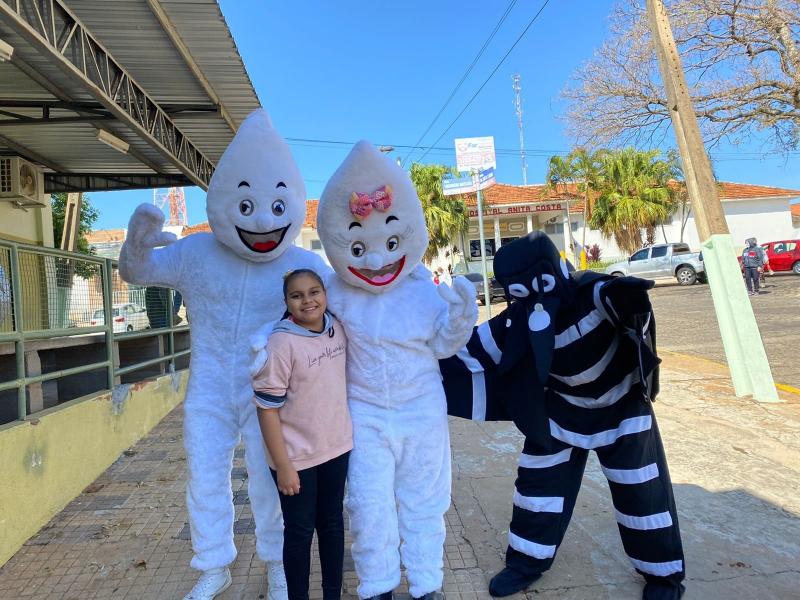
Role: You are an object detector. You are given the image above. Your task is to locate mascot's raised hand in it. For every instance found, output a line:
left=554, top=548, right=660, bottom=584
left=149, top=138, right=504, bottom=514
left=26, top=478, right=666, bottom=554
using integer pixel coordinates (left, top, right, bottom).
left=430, top=276, right=479, bottom=358
left=128, top=203, right=178, bottom=249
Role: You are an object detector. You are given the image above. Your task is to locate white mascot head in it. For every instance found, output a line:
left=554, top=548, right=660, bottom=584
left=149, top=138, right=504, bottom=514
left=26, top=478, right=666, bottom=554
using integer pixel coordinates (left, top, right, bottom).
left=318, top=141, right=428, bottom=293
left=206, top=109, right=306, bottom=262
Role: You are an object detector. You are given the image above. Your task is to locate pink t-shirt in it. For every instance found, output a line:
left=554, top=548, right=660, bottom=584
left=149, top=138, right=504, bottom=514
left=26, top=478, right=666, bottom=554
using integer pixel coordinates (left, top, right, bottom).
left=252, top=316, right=352, bottom=470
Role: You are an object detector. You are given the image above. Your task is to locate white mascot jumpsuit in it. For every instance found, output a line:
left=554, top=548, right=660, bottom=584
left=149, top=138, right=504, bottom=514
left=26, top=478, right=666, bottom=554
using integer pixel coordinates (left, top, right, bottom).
left=316, top=141, right=477, bottom=599
left=119, top=110, right=327, bottom=599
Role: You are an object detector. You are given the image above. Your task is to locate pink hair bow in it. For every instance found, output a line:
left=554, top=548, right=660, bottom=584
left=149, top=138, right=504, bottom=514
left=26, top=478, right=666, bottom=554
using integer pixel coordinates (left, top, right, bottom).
left=349, top=185, right=393, bottom=220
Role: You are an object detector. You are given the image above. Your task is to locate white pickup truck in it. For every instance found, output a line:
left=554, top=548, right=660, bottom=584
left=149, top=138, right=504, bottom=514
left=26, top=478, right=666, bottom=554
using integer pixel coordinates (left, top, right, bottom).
left=605, top=243, right=706, bottom=285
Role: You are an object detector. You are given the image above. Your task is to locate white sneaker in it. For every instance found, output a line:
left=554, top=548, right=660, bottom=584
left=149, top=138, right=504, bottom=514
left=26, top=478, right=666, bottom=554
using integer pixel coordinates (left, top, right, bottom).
left=266, top=560, right=289, bottom=600
left=183, top=567, right=232, bottom=600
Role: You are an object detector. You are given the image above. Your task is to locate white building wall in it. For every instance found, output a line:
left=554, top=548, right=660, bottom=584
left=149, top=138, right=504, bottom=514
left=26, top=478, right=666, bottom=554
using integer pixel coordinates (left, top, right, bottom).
left=576, top=197, right=795, bottom=260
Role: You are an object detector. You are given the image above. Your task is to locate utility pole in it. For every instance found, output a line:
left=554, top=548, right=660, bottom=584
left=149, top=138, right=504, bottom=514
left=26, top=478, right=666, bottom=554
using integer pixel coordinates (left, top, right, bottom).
left=646, top=0, right=778, bottom=401
left=512, top=74, right=528, bottom=186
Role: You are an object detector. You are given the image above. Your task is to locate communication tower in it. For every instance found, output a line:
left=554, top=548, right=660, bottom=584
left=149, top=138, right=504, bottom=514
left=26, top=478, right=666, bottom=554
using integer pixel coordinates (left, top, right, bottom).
left=153, top=187, right=188, bottom=226
left=512, top=74, right=528, bottom=186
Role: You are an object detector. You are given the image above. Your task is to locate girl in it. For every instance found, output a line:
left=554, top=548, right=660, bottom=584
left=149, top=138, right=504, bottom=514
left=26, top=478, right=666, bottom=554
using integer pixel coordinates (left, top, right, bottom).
left=252, top=269, right=352, bottom=600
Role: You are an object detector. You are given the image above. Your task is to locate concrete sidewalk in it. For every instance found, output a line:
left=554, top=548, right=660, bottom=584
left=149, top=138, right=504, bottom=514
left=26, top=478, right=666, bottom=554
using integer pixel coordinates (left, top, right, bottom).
left=1, top=354, right=798, bottom=599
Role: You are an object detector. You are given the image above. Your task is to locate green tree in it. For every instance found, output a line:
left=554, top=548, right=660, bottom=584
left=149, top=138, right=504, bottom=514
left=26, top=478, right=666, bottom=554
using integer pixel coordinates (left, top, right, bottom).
left=408, top=163, right=469, bottom=263
left=51, top=193, right=100, bottom=278
left=546, top=148, right=605, bottom=261
left=589, top=148, right=677, bottom=255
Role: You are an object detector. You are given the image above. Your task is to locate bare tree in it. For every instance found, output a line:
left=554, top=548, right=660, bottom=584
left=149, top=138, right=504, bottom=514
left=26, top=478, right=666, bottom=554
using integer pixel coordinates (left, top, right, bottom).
left=563, top=0, right=800, bottom=151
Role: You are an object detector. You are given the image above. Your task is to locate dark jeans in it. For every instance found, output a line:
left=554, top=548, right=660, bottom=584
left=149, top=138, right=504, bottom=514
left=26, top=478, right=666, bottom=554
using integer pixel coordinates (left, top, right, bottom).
left=744, top=266, right=760, bottom=293
left=270, top=451, right=350, bottom=600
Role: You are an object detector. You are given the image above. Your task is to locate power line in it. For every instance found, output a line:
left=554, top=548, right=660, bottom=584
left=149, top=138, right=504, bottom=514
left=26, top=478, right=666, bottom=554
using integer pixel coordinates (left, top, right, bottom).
left=415, top=0, right=552, bottom=165
left=401, top=0, right=518, bottom=167
left=285, top=137, right=800, bottom=161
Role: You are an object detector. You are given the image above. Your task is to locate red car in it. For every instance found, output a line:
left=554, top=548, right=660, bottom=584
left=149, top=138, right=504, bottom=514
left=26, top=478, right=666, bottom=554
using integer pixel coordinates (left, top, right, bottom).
left=738, top=239, right=800, bottom=274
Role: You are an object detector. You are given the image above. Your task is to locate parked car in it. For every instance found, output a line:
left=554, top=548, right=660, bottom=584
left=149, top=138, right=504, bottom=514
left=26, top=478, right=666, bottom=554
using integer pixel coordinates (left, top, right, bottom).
left=605, top=243, right=705, bottom=285
left=462, top=272, right=506, bottom=304
left=737, top=239, right=800, bottom=274
left=90, top=303, right=150, bottom=332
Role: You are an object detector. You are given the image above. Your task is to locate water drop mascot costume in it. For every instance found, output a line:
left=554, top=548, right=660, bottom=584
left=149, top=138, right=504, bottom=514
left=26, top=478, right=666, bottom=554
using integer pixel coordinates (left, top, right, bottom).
left=440, top=232, right=685, bottom=600
left=315, top=141, right=478, bottom=600
left=119, top=109, right=328, bottom=600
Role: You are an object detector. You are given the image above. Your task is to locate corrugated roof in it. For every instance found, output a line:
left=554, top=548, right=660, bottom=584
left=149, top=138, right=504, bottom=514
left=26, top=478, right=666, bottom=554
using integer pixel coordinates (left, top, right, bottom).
left=0, top=0, right=259, bottom=190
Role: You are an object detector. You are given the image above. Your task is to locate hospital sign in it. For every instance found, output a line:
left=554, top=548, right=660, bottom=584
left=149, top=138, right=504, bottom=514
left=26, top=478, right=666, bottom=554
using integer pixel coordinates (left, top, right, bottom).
left=467, top=202, right=563, bottom=218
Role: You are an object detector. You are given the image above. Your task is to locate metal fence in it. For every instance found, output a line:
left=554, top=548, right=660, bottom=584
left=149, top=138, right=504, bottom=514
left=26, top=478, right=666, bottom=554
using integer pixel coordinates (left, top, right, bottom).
left=0, top=239, right=190, bottom=424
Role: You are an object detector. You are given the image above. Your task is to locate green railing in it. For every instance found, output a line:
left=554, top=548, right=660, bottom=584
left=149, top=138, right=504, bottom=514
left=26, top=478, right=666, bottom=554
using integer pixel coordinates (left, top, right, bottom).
left=0, top=239, right=190, bottom=423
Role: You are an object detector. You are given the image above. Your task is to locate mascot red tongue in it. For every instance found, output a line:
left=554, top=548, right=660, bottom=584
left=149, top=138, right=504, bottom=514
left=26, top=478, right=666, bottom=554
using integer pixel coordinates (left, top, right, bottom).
left=315, top=141, right=477, bottom=600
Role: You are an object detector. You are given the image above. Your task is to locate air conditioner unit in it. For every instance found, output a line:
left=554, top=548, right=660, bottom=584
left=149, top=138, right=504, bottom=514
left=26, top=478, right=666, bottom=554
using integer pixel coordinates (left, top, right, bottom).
left=0, top=156, right=46, bottom=207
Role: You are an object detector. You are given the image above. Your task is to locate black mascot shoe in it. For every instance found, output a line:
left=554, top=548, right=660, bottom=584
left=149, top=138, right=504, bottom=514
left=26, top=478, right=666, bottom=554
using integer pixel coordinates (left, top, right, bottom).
left=642, top=580, right=685, bottom=600
left=363, top=593, right=394, bottom=600
left=488, top=567, right=541, bottom=597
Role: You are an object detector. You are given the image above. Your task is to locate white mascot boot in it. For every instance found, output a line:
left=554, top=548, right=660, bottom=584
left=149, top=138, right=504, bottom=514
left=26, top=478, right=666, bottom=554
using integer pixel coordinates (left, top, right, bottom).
left=182, top=567, right=231, bottom=600
left=119, top=109, right=325, bottom=600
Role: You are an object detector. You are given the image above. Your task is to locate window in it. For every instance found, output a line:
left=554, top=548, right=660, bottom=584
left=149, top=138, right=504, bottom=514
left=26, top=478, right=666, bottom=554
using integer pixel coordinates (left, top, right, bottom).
left=787, top=242, right=797, bottom=252
left=630, top=249, right=649, bottom=262
left=543, top=222, right=576, bottom=234
left=672, top=243, right=691, bottom=254
left=500, top=236, right=518, bottom=246
left=773, top=243, right=786, bottom=254
left=651, top=246, right=668, bottom=258
left=470, top=239, right=496, bottom=258
left=310, top=239, right=322, bottom=250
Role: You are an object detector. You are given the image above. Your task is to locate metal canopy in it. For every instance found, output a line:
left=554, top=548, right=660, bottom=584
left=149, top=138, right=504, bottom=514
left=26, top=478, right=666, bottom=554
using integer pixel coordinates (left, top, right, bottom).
left=0, top=0, right=259, bottom=192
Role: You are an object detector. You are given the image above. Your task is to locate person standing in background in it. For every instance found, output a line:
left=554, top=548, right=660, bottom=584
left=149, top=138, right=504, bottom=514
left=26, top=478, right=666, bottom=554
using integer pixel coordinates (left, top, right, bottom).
left=741, top=238, right=767, bottom=296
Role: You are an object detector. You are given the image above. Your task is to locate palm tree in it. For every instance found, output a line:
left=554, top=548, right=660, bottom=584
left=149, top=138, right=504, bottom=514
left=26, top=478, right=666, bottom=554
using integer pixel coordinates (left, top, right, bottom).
left=545, top=149, right=604, bottom=265
left=408, top=163, right=469, bottom=263
left=589, top=148, right=678, bottom=255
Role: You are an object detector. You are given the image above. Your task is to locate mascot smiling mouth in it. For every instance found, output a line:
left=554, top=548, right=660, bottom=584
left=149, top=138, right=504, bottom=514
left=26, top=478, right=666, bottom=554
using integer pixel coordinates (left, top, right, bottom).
left=235, top=225, right=290, bottom=253
left=348, top=256, right=406, bottom=286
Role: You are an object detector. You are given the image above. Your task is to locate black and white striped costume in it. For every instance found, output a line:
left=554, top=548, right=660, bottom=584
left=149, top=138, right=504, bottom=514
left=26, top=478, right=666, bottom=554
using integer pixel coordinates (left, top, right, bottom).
left=442, top=243, right=684, bottom=598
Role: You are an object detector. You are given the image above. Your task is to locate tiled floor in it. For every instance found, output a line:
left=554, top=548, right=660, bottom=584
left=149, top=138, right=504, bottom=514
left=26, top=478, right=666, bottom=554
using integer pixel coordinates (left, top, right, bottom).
left=0, top=407, right=491, bottom=600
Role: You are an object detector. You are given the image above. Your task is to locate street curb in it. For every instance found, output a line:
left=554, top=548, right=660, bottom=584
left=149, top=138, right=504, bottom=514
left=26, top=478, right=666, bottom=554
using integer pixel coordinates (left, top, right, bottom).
left=660, top=350, right=800, bottom=398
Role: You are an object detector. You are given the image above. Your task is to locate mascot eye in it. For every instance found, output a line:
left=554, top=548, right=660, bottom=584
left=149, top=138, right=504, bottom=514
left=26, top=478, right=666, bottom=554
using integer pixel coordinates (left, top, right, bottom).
left=271, top=199, right=286, bottom=216
left=532, top=274, right=556, bottom=293
left=386, top=235, right=399, bottom=251
left=351, top=241, right=366, bottom=257
left=508, top=283, right=530, bottom=298
left=239, top=199, right=254, bottom=216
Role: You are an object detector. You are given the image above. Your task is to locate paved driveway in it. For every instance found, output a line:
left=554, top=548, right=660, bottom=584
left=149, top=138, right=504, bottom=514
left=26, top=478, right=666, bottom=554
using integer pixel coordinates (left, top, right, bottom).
left=650, top=273, right=800, bottom=388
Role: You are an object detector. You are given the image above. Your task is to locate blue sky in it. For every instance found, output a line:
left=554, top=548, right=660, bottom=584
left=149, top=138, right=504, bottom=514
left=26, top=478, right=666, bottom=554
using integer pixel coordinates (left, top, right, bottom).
left=91, top=0, right=800, bottom=229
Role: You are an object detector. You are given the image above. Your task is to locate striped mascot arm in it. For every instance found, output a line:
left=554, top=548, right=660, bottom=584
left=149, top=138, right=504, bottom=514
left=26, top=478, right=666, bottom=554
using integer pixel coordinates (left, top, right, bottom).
left=439, top=310, right=511, bottom=422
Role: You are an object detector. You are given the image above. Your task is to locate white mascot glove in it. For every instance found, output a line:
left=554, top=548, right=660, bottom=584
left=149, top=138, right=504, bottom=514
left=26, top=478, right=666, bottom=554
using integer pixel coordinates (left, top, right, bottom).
left=249, top=320, right=277, bottom=377
left=127, top=203, right=178, bottom=250
left=431, top=276, right=479, bottom=358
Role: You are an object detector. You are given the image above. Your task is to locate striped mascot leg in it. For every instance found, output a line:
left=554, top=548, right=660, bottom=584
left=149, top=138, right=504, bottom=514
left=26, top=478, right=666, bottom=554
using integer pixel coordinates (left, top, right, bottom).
left=491, top=439, right=587, bottom=596
left=595, top=414, right=685, bottom=600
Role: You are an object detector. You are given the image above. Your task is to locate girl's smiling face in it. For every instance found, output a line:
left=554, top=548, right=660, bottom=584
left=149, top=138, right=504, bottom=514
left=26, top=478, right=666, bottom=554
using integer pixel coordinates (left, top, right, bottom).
left=285, top=273, right=326, bottom=330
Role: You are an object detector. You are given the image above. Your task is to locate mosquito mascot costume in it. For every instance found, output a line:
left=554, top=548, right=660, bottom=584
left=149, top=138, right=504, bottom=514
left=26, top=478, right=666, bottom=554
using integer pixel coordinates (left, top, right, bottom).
left=441, top=232, right=685, bottom=600
left=315, top=141, right=477, bottom=600
left=119, top=109, right=327, bottom=600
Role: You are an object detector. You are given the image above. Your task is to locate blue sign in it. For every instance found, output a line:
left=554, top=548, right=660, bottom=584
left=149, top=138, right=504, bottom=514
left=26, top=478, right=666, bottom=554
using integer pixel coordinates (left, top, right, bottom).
left=442, top=167, right=496, bottom=196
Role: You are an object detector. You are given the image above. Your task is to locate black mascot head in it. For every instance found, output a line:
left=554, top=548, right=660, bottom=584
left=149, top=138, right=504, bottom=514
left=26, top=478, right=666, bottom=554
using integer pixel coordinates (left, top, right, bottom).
left=493, top=231, right=575, bottom=383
